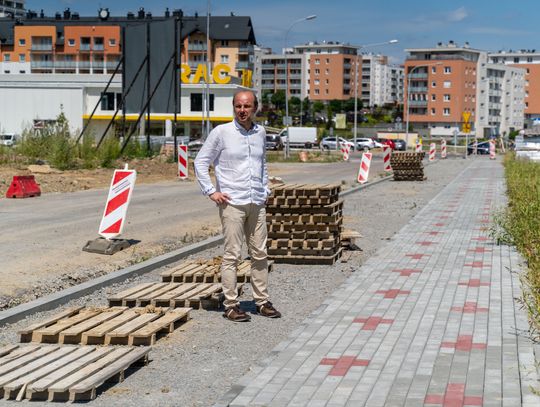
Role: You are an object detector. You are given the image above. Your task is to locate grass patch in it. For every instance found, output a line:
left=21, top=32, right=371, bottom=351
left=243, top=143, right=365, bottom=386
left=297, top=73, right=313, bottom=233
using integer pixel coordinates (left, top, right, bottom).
left=501, top=153, right=540, bottom=337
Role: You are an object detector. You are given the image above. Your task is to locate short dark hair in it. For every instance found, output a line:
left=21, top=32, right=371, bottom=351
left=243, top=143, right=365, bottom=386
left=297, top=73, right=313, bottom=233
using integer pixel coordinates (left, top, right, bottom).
left=232, top=89, right=258, bottom=109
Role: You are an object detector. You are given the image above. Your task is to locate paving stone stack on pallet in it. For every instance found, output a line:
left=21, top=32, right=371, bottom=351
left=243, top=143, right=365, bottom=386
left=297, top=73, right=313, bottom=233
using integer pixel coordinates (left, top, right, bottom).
left=390, top=152, right=426, bottom=181
left=266, top=183, right=343, bottom=265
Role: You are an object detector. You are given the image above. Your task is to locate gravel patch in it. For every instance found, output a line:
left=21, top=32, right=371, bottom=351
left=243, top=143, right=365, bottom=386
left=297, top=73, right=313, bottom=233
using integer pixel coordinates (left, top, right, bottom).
left=0, top=158, right=470, bottom=407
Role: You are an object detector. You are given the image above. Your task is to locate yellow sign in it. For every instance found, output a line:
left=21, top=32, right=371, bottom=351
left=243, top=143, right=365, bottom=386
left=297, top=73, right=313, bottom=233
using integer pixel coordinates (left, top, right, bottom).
left=462, top=111, right=471, bottom=123
left=241, top=69, right=253, bottom=88
left=335, top=114, right=346, bottom=129
left=462, top=122, right=471, bottom=133
left=180, top=63, right=232, bottom=84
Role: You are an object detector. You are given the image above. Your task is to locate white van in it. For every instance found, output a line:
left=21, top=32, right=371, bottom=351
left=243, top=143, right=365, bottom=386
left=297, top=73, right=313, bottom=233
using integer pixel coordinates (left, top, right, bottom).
left=0, top=133, right=17, bottom=146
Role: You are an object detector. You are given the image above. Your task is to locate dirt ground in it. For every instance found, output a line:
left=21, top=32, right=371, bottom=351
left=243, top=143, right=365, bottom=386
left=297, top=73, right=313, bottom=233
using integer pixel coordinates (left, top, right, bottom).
left=0, top=157, right=183, bottom=196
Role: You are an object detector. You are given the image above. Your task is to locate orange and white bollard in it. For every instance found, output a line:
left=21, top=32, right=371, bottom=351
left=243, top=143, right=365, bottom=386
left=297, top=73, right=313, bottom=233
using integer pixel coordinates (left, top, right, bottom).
left=489, top=139, right=496, bottom=160
left=441, top=139, right=447, bottom=159
left=429, top=143, right=436, bottom=161
left=178, top=144, right=188, bottom=179
left=357, top=152, right=372, bottom=184
left=383, top=145, right=392, bottom=172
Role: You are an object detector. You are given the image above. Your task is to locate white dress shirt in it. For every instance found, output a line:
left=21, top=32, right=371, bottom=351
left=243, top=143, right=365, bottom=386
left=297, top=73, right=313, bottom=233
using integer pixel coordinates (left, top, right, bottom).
left=194, top=120, right=270, bottom=205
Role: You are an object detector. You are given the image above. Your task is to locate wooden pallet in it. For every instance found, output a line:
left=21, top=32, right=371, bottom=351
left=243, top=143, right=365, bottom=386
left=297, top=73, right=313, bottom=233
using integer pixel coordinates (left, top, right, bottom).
left=268, top=237, right=339, bottom=250
left=160, top=259, right=274, bottom=283
left=269, top=183, right=341, bottom=199
left=268, top=219, right=342, bottom=233
left=268, top=230, right=335, bottom=240
left=266, top=213, right=342, bottom=224
left=18, top=306, right=191, bottom=346
left=266, top=199, right=344, bottom=215
left=0, top=344, right=149, bottom=402
left=108, top=282, right=228, bottom=310
left=270, top=248, right=343, bottom=265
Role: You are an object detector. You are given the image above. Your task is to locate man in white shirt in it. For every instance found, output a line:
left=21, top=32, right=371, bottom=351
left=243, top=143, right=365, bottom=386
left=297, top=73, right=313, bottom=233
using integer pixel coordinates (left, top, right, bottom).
left=194, top=90, right=281, bottom=322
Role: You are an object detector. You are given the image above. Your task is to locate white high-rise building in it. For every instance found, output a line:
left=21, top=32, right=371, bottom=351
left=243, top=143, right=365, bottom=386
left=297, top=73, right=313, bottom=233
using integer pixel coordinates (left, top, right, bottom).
left=361, top=54, right=404, bottom=107
left=0, top=0, right=25, bottom=18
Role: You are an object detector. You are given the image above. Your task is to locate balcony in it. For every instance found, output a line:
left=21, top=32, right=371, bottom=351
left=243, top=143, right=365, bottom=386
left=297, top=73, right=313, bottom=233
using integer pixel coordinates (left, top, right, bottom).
left=408, top=86, right=428, bottom=93
left=408, top=100, right=428, bottom=107
left=31, top=44, right=53, bottom=51
left=93, top=44, right=104, bottom=52
left=238, top=45, right=253, bottom=54
left=236, top=61, right=251, bottom=70
left=53, top=61, right=77, bottom=69
left=188, top=43, right=207, bottom=51
left=408, top=72, right=428, bottom=79
left=80, top=44, right=91, bottom=52
left=30, top=60, right=54, bottom=69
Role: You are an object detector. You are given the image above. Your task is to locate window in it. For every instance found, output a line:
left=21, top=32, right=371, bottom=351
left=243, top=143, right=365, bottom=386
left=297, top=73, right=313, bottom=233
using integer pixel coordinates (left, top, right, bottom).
left=19, top=54, right=25, bottom=62
left=514, top=57, right=519, bottom=63
left=314, top=79, right=320, bottom=85
left=315, top=59, right=320, bottom=65
left=314, top=89, right=320, bottom=95
left=443, top=81, right=451, bottom=88
left=68, top=39, right=75, bottom=46
left=109, top=39, right=116, bottom=47
left=444, top=94, right=451, bottom=101
left=431, top=81, right=436, bottom=88
left=18, top=38, right=25, bottom=46
left=325, top=89, right=329, bottom=94
left=190, top=93, right=214, bottom=112
left=431, top=66, right=437, bottom=73
left=443, top=108, right=450, bottom=116
left=3, top=54, right=10, bottom=62
left=101, top=92, right=115, bottom=111
left=325, top=79, right=329, bottom=85
left=221, top=54, right=229, bottom=63
left=444, top=66, right=451, bottom=74
left=325, top=69, right=329, bottom=75
left=431, top=108, right=436, bottom=115
left=221, top=40, right=229, bottom=46
left=315, top=69, right=320, bottom=75
left=326, top=58, right=330, bottom=64
left=431, top=94, right=436, bottom=101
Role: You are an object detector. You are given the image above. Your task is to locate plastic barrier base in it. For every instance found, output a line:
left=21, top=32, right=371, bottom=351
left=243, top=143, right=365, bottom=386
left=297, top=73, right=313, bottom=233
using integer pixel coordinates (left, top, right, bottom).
left=82, top=237, right=131, bottom=255
left=5, top=175, right=41, bottom=198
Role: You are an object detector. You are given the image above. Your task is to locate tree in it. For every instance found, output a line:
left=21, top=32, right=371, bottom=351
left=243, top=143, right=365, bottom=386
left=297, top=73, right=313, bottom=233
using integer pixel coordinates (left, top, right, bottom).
left=270, top=91, right=286, bottom=110
left=289, top=96, right=301, bottom=114
left=302, top=97, right=311, bottom=113
left=326, top=105, right=334, bottom=130
left=329, top=99, right=343, bottom=113
left=343, top=98, right=362, bottom=112
left=312, top=101, right=324, bottom=113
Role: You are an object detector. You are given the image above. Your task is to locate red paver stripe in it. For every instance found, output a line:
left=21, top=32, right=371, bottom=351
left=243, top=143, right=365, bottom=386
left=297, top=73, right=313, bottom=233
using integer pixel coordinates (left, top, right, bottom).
left=353, top=317, right=394, bottom=330
left=375, top=289, right=411, bottom=299
left=471, top=236, right=489, bottom=241
left=441, top=335, right=487, bottom=351
left=416, top=241, right=435, bottom=246
left=458, top=279, right=490, bottom=287
left=433, top=223, right=445, bottom=227
left=406, top=253, right=429, bottom=260
left=464, top=261, right=488, bottom=268
left=426, top=231, right=443, bottom=235
left=425, top=383, right=482, bottom=406
left=467, top=247, right=491, bottom=253
left=320, top=356, right=370, bottom=376
left=392, top=268, right=422, bottom=276
left=451, top=302, right=489, bottom=313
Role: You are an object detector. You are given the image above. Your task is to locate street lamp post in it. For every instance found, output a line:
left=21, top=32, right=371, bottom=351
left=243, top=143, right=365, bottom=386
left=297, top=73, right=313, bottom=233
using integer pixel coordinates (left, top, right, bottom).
left=405, top=62, right=441, bottom=147
left=353, top=40, right=398, bottom=151
left=284, top=14, right=316, bottom=159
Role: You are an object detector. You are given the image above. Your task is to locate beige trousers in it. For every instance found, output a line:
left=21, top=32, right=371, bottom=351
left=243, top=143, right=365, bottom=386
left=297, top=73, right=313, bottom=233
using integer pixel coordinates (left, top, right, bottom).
left=219, top=203, right=269, bottom=309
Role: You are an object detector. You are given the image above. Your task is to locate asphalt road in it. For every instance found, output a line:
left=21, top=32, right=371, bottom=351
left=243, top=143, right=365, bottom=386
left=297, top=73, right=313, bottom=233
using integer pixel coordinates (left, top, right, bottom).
left=0, top=156, right=385, bottom=299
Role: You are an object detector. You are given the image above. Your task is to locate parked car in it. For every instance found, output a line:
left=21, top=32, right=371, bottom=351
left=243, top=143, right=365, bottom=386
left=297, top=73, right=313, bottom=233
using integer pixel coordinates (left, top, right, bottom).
left=266, top=134, right=284, bottom=150
left=467, top=141, right=490, bottom=155
left=371, top=139, right=384, bottom=148
left=320, top=137, right=355, bottom=151
left=0, top=133, right=17, bottom=147
left=355, top=137, right=376, bottom=151
left=378, top=138, right=396, bottom=150
left=392, top=139, right=407, bottom=151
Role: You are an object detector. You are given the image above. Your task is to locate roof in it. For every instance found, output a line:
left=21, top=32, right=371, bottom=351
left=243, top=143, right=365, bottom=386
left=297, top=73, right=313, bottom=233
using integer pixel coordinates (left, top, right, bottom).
left=0, top=14, right=256, bottom=46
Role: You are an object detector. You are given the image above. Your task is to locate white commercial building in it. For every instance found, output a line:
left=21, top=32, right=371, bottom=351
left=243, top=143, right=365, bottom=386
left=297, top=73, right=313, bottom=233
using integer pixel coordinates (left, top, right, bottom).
left=0, top=73, right=247, bottom=138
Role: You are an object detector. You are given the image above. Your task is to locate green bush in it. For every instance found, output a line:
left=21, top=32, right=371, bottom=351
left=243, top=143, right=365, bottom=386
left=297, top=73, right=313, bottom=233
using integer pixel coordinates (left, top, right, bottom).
left=502, top=153, right=540, bottom=336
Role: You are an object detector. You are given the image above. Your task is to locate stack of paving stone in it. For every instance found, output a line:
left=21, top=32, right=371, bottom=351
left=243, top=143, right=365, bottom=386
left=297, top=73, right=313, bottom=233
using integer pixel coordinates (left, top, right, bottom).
left=390, top=152, right=426, bottom=181
left=266, top=183, right=343, bottom=265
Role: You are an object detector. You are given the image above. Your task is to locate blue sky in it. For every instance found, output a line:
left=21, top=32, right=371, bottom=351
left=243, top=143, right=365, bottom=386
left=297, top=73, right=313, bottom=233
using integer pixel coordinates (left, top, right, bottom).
left=27, top=1, right=539, bottom=64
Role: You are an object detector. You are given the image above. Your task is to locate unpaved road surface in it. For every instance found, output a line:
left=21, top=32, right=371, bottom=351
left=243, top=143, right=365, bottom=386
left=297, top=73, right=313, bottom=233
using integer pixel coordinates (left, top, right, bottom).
left=0, top=155, right=385, bottom=307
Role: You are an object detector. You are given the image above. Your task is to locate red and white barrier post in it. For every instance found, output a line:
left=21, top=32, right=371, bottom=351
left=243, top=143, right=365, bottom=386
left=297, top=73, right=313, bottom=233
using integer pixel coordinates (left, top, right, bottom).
left=441, top=139, right=447, bottom=159
left=83, top=164, right=137, bottom=255
left=178, top=144, right=188, bottom=179
left=357, top=152, right=372, bottom=184
left=383, top=145, right=392, bottom=172
left=489, top=139, right=496, bottom=160
left=429, top=143, right=436, bottom=161
left=415, top=139, right=422, bottom=153
left=341, top=144, right=351, bottom=161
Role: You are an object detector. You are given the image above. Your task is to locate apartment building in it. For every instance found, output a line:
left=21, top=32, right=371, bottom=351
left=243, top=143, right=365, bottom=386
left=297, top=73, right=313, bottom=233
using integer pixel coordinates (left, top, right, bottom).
left=405, top=41, right=525, bottom=138
left=0, top=0, right=24, bottom=18
left=488, top=50, right=540, bottom=125
left=361, top=54, right=404, bottom=106
left=257, top=50, right=309, bottom=100
left=0, top=8, right=256, bottom=81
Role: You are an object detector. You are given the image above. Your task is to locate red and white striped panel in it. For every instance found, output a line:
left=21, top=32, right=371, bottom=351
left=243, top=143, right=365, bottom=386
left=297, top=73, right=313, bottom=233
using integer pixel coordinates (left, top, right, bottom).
left=383, top=145, right=392, bottom=172
left=357, top=152, right=372, bottom=184
left=415, top=141, right=422, bottom=153
left=429, top=143, right=436, bottom=161
left=441, top=139, right=447, bottom=159
left=98, top=168, right=137, bottom=240
left=341, top=144, right=351, bottom=161
left=178, top=144, right=188, bottom=179
left=489, top=139, right=496, bottom=160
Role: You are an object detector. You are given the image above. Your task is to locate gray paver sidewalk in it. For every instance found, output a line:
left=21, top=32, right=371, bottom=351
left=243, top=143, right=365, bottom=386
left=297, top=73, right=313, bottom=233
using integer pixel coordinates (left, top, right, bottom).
left=219, top=159, right=540, bottom=407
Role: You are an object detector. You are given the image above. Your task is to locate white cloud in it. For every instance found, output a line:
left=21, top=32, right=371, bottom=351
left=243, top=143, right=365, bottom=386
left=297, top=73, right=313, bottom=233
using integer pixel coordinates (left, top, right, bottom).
left=447, top=6, right=468, bottom=22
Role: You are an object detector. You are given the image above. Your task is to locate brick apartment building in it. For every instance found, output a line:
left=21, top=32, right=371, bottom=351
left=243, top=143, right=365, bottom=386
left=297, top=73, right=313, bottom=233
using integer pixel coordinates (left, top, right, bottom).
left=405, top=41, right=525, bottom=138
